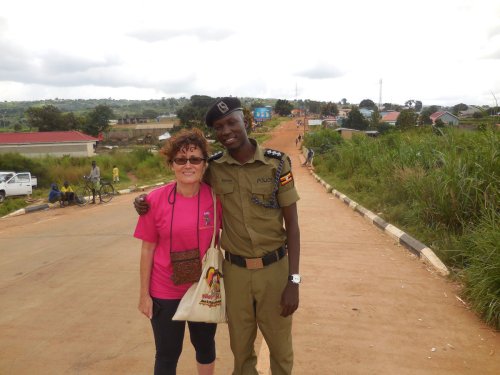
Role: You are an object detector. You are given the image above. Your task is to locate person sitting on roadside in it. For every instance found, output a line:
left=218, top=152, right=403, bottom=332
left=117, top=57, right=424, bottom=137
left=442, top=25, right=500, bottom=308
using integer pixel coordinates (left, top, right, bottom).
left=48, top=183, right=64, bottom=207
left=61, top=181, right=76, bottom=205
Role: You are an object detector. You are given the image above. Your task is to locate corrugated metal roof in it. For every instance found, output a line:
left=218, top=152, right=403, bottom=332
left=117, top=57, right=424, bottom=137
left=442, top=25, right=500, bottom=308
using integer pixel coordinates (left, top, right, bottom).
left=381, top=112, right=400, bottom=122
left=0, top=131, right=99, bottom=144
left=430, top=111, right=446, bottom=120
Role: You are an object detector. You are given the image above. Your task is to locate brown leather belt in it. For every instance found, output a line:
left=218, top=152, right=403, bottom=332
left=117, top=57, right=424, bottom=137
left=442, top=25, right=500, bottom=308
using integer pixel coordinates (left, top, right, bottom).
left=224, top=246, right=287, bottom=270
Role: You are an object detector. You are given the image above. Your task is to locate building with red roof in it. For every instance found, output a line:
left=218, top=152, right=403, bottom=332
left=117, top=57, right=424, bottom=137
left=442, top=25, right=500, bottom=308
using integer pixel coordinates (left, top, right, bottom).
left=381, top=111, right=400, bottom=125
left=429, top=111, right=459, bottom=125
left=0, top=131, right=99, bottom=157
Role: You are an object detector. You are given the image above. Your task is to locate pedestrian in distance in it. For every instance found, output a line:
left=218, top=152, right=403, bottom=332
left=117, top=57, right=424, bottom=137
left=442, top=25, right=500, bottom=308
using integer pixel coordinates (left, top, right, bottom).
left=134, top=128, right=222, bottom=375
left=112, top=165, right=120, bottom=183
left=88, top=160, right=101, bottom=204
left=135, top=97, right=301, bottom=375
left=302, top=147, right=314, bottom=167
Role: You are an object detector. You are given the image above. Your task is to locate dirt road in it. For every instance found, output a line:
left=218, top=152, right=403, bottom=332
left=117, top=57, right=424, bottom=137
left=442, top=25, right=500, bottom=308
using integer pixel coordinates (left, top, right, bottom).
left=0, top=119, right=498, bottom=374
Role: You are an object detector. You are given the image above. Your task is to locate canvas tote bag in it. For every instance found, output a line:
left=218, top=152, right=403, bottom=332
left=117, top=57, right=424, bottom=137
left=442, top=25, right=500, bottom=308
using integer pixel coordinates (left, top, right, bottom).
left=172, top=191, right=227, bottom=323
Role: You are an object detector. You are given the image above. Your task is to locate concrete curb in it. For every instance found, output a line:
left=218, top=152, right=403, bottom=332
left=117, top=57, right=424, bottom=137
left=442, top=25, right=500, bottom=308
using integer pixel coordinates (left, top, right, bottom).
left=1, top=182, right=168, bottom=220
left=310, top=170, right=449, bottom=276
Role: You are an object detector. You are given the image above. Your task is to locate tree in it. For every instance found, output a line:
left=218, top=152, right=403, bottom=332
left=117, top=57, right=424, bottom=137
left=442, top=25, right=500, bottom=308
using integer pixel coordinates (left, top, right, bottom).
left=396, top=109, right=417, bottom=130
left=320, top=102, right=339, bottom=117
left=62, top=112, right=84, bottom=130
left=25, top=105, right=66, bottom=131
left=452, top=103, right=468, bottom=114
left=405, top=100, right=415, bottom=109
left=84, top=105, right=114, bottom=136
left=243, top=107, right=253, bottom=134
left=304, top=100, right=321, bottom=114
left=341, top=98, right=347, bottom=106
left=176, top=95, right=215, bottom=128
left=190, top=95, right=214, bottom=109
left=344, top=107, right=369, bottom=130
left=414, top=100, right=423, bottom=112
left=369, top=107, right=381, bottom=129
left=274, top=99, right=293, bottom=116
left=251, top=101, right=265, bottom=110
left=359, top=99, right=376, bottom=109
left=419, top=105, right=440, bottom=125
left=142, top=109, right=159, bottom=119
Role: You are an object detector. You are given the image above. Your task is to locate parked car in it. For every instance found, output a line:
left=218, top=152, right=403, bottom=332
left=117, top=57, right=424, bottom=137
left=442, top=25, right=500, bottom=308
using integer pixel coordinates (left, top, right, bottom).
left=0, top=172, right=37, bottom=203
left=0, top=171, right=16, bottom=182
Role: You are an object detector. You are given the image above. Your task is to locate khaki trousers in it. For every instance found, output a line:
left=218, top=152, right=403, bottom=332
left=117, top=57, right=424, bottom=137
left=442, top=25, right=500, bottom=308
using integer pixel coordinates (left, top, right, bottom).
left=223, top=256, right=293, bottom=375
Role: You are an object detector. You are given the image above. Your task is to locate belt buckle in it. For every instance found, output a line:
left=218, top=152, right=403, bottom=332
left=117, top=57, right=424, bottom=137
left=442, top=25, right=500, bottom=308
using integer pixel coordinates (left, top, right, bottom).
left=245, top=257, right=264, bottom=270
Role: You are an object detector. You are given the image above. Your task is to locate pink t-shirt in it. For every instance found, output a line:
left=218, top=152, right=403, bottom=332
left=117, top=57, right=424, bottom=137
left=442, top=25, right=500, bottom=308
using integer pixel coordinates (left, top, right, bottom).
left=134, top=182, right=222, bottom=299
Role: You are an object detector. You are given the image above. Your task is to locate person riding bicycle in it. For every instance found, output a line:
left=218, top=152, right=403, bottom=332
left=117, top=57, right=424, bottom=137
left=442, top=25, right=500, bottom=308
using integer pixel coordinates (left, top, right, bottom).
left=89, top=160, right=101, bottom=204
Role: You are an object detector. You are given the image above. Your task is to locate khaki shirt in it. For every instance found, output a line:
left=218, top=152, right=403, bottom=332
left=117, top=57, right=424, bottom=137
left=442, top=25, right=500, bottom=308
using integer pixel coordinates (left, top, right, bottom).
left=206, top=139, right=299, bottom=258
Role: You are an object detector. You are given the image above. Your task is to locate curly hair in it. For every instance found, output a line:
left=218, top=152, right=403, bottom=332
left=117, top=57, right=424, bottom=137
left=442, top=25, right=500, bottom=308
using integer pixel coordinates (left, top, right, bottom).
left=161, top=128, right=210, bottom=164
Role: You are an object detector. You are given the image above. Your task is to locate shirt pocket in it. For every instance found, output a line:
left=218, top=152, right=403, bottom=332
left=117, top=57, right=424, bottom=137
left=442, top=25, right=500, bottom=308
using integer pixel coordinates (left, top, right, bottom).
left=213, top=181, right=234, bottom=206
left=251, top=183, right=276, bottom=215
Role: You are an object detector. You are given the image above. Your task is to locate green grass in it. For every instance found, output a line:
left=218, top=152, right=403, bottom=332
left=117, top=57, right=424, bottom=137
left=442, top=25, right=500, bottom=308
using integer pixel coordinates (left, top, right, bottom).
left=0, top=197, right=29, bottom=217
left=305, top=127, right=500, bottom=328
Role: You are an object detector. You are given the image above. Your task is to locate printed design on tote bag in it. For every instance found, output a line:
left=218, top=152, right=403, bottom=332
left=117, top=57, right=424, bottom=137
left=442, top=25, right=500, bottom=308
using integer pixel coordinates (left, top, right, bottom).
left=199, top=266, right=223, bottom=307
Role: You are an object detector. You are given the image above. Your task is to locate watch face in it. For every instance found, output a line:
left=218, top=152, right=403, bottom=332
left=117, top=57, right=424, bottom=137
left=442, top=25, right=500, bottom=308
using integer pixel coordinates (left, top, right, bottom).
left=290, top=274, right=301, bottom=283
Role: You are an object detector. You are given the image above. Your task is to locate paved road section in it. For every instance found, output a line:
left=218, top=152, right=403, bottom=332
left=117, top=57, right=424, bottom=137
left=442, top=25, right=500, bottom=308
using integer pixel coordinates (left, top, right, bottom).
left=0, top=119, right=498, bottom=374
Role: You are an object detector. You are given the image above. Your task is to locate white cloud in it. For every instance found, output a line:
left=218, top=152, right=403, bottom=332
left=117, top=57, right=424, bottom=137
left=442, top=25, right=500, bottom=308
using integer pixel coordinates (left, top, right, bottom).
left=0, top=0, right=499, bottom=106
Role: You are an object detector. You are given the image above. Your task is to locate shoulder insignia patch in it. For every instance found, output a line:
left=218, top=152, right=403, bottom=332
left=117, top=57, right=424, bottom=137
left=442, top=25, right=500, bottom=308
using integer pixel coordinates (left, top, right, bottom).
left=264, top=148, right=283, bottom=160
left=280, top=172, right=294, bottom=186
left=208, top=151, right=224, bottom=162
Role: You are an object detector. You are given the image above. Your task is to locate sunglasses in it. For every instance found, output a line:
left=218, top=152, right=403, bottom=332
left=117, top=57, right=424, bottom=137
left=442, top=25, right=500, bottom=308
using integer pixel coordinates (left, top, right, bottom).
left=172, top=156, right=206, bottom=165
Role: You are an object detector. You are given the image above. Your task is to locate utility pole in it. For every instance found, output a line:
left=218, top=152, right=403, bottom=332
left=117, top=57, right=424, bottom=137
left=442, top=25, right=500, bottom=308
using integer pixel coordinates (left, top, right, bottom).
left=378, top=79, right=383, bottom=111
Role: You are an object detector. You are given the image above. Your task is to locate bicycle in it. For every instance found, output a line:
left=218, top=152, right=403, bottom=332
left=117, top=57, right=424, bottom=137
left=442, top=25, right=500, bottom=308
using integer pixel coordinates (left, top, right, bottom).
left=76, top=176, right=115, bottom=206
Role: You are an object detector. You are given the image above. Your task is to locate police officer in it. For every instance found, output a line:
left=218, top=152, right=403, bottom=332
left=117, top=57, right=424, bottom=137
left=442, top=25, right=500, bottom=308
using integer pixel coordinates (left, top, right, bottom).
left=135, top=97, right=301, bottom=375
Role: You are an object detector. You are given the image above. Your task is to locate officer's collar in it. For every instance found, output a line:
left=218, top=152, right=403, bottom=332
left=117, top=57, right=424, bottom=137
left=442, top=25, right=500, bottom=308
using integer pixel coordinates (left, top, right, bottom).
left=216, top=139, right=270, bottom=165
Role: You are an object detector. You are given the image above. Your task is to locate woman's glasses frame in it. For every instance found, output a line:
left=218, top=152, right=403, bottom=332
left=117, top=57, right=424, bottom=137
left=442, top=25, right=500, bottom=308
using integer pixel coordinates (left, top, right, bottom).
left=172, top=157, right=206, bottom=165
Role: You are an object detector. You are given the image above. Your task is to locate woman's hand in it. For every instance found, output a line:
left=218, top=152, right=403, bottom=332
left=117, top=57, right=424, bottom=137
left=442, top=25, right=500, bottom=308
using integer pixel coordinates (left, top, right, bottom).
left=138, top=294, right=153, bottom=319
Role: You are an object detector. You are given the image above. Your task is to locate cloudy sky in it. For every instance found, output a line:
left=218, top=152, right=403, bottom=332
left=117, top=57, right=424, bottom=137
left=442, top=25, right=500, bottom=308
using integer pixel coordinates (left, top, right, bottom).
left=1, top=0, right=499, bottom=107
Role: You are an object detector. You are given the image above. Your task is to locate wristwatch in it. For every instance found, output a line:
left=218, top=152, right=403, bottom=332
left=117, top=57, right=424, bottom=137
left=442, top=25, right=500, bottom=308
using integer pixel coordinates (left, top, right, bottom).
left=288, top=274, right=301, bottom=284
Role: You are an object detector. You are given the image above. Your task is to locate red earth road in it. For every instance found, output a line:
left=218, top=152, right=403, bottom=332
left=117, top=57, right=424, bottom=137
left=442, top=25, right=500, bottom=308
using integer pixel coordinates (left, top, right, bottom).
left=0, top=118, right=498, bottom=374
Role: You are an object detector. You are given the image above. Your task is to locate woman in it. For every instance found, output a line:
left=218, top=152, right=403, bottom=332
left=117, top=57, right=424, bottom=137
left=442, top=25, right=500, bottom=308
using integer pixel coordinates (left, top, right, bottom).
left=134, top=128, right=222, bottom=375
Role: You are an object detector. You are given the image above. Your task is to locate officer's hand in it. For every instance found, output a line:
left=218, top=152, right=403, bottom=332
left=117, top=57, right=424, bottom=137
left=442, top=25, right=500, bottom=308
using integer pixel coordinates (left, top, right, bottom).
left=280, top=282, right=299, bottom=317
left=134, top=194, right=150, bottom=215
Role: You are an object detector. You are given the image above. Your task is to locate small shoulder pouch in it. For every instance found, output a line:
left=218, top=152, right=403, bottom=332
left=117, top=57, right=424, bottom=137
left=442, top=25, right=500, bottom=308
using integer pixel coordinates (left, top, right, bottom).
left=171, top=249, right=202, bottom=285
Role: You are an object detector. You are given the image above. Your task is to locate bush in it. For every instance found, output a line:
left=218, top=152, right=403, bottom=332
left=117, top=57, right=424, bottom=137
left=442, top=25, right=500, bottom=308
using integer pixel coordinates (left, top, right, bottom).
left=303, top=128, right=342, bottom=154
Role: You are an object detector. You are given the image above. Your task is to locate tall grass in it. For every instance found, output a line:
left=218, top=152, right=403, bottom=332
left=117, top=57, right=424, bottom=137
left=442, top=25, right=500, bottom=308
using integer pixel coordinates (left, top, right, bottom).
left=306, top=127, right=500, bottom=328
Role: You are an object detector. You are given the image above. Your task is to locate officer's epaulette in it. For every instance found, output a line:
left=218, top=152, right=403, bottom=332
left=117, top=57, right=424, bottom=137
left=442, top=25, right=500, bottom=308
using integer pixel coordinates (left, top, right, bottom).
left=264, top=148, right=284, bottom=160
left=208, top=151, right=224, bottom=162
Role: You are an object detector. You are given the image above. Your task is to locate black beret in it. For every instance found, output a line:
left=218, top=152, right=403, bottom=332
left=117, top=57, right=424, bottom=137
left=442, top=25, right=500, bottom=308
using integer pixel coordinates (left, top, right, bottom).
left=205, top=97, right=243, bottom=127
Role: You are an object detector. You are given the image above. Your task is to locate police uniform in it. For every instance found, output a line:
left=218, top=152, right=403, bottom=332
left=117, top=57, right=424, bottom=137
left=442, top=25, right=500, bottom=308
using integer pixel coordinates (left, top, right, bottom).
left=206, top=139, right=300, bottom=375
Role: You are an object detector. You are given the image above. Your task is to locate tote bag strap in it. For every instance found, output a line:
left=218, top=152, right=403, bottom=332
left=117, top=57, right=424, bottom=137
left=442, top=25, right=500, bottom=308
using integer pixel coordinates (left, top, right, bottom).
left=210, top=190, right=217, bottom=248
